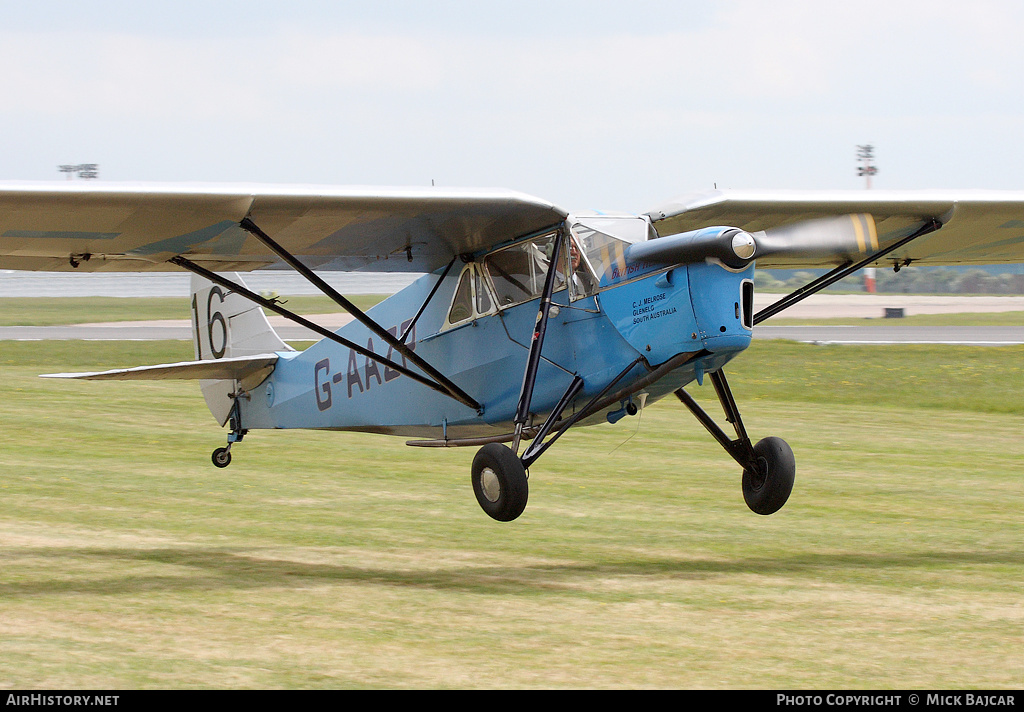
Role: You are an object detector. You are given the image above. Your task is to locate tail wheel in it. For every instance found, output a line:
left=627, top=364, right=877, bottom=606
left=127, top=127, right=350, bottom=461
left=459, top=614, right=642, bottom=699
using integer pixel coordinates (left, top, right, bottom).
left=211, top=446, right=232, bottom=468
left=742, top=436, right=795, bottom=515
left=471, top=443, right=529, bottom=522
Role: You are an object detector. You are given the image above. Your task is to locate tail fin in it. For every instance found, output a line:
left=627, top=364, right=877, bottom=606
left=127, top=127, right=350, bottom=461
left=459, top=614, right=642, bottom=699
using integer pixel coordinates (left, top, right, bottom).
left=190, top=273, right=294, bottom=425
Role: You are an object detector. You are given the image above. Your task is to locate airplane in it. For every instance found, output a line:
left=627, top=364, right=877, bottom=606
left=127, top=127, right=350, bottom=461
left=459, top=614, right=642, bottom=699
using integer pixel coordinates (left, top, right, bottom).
left=2, top=182, right=1023, bottom=522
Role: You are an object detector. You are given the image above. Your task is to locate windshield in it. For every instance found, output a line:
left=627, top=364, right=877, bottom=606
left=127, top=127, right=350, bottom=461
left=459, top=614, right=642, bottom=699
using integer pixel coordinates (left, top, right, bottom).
left=571, top=223, right=631, bottom=287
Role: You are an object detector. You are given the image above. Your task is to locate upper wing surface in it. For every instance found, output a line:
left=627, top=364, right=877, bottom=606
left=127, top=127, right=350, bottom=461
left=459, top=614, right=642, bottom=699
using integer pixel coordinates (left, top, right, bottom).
left=647, top=189, right=1024, bottom=268
left=0, top=182, right=568, bottom=274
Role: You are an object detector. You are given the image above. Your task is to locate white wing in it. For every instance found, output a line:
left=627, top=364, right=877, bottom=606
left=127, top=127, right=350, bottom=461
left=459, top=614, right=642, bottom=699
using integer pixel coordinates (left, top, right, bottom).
left=0, top=182, right=568, bottom=274
left=647, top=189, right=1024, bottom=268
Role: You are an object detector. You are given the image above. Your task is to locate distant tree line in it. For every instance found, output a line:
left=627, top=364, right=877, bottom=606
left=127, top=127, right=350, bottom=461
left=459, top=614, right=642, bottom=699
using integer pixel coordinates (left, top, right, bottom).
left=755, top=266, right=1024, bottom=294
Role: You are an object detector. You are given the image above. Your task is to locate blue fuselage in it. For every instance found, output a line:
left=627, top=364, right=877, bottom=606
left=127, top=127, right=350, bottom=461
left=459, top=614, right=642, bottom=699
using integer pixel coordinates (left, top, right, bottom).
left=238, top=259, right=755, bottom=439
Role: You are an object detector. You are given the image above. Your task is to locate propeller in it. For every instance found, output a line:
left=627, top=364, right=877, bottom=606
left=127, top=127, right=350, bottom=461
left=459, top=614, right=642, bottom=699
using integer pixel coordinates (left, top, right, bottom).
left=754, top=213, right=878, bottom=260
left=628, top=213, right=878, bottom=268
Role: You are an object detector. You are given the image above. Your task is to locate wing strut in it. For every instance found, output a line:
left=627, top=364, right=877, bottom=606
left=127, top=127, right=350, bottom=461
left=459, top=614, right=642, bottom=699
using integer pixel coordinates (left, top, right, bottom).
left=752, top=218, right=943, bottom=324
left=238, top=218, right=479, bottom=409
left=400, top=256, right=457, bottom=343
left=519, top=348, right=706, bottom=467
left=168, top=255, right=481, bottom=411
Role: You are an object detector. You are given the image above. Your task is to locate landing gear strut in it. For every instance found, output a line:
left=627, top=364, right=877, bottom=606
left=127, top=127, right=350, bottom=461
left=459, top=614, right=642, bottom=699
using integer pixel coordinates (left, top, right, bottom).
left=676, top=369, right=795, bottom=515
left=471, top=229, right=570, bottom=522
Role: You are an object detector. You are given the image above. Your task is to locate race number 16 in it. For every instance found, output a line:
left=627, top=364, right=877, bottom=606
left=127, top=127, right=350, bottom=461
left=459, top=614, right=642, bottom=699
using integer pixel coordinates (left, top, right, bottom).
left=191, top=286, right=228, bottom=360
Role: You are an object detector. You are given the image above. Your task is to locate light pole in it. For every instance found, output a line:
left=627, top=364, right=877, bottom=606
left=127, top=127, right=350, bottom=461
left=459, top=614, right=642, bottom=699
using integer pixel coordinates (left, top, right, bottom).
left=857, top=146, right=878, bottom=292
left=58, top=164, right=99, bottom=180
left=856, top=145, right=877, bottom=189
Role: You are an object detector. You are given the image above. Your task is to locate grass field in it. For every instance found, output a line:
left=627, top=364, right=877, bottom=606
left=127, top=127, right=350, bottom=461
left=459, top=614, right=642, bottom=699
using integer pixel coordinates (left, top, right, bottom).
left=1, top=339, right=1022, bottom=689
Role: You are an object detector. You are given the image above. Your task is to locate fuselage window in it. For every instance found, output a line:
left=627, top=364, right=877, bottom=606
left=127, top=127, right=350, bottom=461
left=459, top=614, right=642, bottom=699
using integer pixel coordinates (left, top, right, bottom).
left=448, top=269, right=474, bottom=324
left=445, top=263, right=498, bottom=329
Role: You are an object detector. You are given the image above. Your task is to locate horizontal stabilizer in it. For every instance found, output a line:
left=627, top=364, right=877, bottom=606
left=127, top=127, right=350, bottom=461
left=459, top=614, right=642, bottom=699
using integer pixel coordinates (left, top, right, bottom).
left=41, top=353, right=280, bottom=391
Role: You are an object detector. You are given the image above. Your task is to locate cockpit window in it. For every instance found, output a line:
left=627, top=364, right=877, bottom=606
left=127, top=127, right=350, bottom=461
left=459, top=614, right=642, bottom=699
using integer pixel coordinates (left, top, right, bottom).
left=566, top=237, right=600, bottom=299
left=484, top=232, right=568, bottom=308
left=474, top=268, right=493, bottom=313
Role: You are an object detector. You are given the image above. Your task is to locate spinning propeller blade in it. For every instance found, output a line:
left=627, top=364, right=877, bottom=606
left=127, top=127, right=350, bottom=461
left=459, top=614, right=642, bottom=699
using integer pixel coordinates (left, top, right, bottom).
left=630, top=213, right=878, bottom=268
left=753, top=213, right=878, bottom=261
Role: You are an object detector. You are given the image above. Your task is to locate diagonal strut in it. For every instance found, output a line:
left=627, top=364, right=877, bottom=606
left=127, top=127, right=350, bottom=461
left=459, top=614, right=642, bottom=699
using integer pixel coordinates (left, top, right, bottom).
left=169, top=255, right=480, bottom=410
left=753, top=218, right=943, bottom=325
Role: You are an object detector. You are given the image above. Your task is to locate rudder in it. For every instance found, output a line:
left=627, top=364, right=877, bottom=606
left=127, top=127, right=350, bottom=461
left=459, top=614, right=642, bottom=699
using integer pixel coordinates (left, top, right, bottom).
left=189, top=273, right=294, bottom=424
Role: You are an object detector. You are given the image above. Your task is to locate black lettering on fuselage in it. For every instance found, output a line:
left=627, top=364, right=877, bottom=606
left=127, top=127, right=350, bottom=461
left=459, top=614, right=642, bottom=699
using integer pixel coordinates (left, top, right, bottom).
left=311, top=319, right=419, bottom=410
left=346, top=349, right=363, bottom=397
left=384, top=320, right=416, bottom=382
left=314, top=358, right=332, bottom=411
left=364, top=337, right=382, bottom=389
left=383, top=327, right=402, bottom=382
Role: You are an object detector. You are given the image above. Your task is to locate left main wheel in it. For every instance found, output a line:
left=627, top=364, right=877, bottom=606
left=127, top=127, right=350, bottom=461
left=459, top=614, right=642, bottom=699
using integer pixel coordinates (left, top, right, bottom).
left=471, top=443, right=529, bottom=522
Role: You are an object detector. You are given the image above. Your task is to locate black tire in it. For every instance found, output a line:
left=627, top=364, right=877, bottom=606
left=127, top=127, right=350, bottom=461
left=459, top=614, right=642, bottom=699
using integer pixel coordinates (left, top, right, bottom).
left=471, top=443, right=529, bottom=522
left=742, top=436, right=795, bottom=515
left=211, top=447, right=232, bottom=468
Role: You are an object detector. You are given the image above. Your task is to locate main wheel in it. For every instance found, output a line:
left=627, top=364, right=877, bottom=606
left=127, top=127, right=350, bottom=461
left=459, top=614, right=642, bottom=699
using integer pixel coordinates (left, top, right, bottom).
left=742, top=436, right=795, bottom=515
left=211, top=447, right=232, bottom=468
left=471, top=443, right=529, bottom=522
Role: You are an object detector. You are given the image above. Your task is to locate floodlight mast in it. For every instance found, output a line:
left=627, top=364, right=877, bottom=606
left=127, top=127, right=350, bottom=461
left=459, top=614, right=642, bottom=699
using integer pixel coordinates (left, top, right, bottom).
left=58, top=164, right=99, bottom=180
left=856, top=145, right=877, bottom=190
left=856, top=145, right=879, bottom=292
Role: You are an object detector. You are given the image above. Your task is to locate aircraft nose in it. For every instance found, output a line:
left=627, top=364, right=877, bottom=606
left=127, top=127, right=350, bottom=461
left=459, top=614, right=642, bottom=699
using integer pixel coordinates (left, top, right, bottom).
left=688, top=261, right=754, bottom=354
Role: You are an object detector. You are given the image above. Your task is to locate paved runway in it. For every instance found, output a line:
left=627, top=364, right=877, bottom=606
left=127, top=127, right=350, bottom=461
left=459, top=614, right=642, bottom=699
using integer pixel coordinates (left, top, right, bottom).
left=0, top=322, right=327, bottom=342
left=0, top=314, right=353, bottom=342
left=755, top=293, right=1024, bottom=318
left=753, top=325, right=1024, bottom=345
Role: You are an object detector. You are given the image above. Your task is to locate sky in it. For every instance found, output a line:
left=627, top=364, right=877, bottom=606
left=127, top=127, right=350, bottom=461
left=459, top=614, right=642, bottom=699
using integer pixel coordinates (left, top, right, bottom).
left=3, top=0, right=1024, bottom=215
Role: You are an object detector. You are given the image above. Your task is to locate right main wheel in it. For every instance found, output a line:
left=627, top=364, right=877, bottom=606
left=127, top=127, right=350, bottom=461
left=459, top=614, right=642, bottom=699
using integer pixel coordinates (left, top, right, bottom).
left=471, top=443, right=529, bottom=522
left=742, top=436, right=795, bottom=515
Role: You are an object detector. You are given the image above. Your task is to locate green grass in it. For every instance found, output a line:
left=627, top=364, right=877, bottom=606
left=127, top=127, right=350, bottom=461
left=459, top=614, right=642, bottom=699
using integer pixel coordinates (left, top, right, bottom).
left=1, top=340, right=1022, bottom=688
left=0, top=295, right=387, bottom=326
left=731, top=341, right=1024, bottom=414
